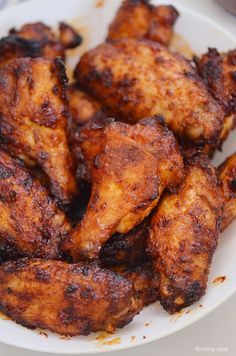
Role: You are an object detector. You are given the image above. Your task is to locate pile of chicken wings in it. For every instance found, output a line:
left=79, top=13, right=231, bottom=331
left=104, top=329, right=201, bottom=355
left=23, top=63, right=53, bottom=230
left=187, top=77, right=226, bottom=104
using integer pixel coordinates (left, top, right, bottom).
left=0, top=0, right=235, bottom=336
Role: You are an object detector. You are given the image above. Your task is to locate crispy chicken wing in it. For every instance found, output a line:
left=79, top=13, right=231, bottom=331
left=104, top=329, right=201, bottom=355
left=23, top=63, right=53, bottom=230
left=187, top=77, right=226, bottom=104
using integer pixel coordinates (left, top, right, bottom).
left=0, top=148, right=71, bottom=261
left=148, top=156, right=223, bottom=313
left=111, top=263, right=159, bottom=307
left=0, top=259, right=141, bottom=335
left=196, top=48, right=236, bottom=117
left=100, top=218, right=149, bottom=267
left=62, top=116, right=184, bottom=260
left=0, top=57, right=77, bottom=204
left=0, top=22, right=82, bottom=69
left=218, top=153, right=236, bottom=231
left=107, top=0, right=178, bottom=46
left=75, top=39, right=223, bottom=146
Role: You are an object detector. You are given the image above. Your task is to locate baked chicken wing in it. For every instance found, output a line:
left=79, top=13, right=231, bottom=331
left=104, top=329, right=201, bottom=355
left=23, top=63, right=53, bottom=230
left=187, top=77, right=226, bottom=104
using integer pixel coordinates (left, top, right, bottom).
left=196, top=48, right=236, bottom=117
left=218, top=152, right=236, bottom=231
left=75, top=39, right=223, bottom=146
left=0, top=57, right=77, bottom=204
left=62, top=116, right=184, bottom=260
left=0, top=22, right=82, bottom=69
left=111, top=263, right=159, bottom=307
left=148, top=156, right=223, bottom=313
left=0, top=148, right=71, bottom=261
left=0, top=259, right=141, bottom=335
left=107, top=0, right=178, bottom=46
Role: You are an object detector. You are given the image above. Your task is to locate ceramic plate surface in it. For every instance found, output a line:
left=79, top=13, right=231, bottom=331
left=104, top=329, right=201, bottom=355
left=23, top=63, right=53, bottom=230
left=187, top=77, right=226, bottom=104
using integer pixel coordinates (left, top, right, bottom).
left=0, top=0, right=235, bottom=353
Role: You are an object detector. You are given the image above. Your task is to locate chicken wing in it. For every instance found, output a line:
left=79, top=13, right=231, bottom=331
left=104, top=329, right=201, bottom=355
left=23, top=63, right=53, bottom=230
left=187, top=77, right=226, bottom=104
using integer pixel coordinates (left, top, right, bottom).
left=100, top=218, right=149, bottom=267
left=148, top=156, right=223, bottom=313
left=196, top=48, right=236, bottom=117
left=111, top=263, right=159, bottom=307
left=0, top=148, right=71, bottom=261
left=107, top=0, right=178, bottom=46
left=0, top=57, right=77, bottom=205
left=75, top=39, right=223, bottom=146
left=218, top=153, right=236, bottom=231
left=62, top=116, right=184, bottom=260
left=0, top=22, right=82, bottom=69
left=0, top=259, right=141, bottom=335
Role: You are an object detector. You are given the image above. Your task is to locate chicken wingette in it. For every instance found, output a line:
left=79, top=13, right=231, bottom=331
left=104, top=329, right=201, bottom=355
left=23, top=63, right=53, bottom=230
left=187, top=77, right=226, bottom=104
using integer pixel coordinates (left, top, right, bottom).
left=0, top=57, right=77, bottom=204
left=111, top=263, right=159, bottom=307
left=62, top=116, right=184, bottom=261
left=107, top=0, right=178, bottom=46
left=0, top=259, right=142, bottom=335
left=148, top=156, right=224, bottom=313
left=218, top=152, right=236, bottom=231
left=75, top=39, right=223, bottom=146
left=0, top=148, right=71, bottom=261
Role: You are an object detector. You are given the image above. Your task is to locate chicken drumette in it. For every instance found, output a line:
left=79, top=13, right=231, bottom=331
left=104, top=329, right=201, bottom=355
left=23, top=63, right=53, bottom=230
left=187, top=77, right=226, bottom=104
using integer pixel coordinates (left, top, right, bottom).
left=62, top=116, right=184, bottom=260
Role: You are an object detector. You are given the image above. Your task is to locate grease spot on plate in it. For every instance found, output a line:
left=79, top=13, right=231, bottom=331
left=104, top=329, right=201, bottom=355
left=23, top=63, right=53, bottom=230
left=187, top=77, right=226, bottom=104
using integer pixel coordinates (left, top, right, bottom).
left=131, top=336, right=136, bottom=342
left=59, top=335, right=71, bottom=340
left=96, top=0, right=105, bottom=8
left=213, top=276, right=226, bottom=285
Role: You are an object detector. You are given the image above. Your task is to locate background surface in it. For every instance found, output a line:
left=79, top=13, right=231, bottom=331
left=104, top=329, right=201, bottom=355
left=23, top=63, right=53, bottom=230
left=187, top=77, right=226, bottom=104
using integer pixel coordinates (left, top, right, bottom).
left=0, top=0, right=235, bottom=355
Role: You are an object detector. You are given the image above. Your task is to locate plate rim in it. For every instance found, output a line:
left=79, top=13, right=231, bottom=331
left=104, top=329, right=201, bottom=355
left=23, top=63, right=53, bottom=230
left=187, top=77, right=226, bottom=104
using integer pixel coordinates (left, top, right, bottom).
left=0, top=0, right=235, bottom=353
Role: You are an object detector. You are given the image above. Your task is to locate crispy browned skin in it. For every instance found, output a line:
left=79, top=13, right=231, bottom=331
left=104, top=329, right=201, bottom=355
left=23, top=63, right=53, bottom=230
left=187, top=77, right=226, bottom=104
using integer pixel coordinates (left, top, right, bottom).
left=218, top=153, right=236, bottom=231
left=0, top=22, right=82, bottom=68
left=0, top=57, right=77, bottom=204
left=148, top=156, right=223, bottom=313
left=100, top=218, right=149, bottom=267
left=0, top=148, right=71, bottom=261
left=62, top=116, right=184, bottom=260
left=107, top=0, right=178, bottom=46
left=75, top=39, right=223, bottom=146
left=0, top=259, right=142, bottom=335
left=111, top=263, right=159, bottom=307
left=67, top=84, right=106, bottom=127
left=197, top=48, right=236, bottom=117
left=59, top=22, right=82, bottom=49
left=9, top=22, right=65, bottom=59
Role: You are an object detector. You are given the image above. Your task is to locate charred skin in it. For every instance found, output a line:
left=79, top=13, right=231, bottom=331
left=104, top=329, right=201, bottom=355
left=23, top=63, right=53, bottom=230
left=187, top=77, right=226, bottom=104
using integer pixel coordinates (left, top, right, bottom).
left=59, top=22, right=82, bottom=49
left=111, top=263, right=159, bottom=307
left=148, top=156, right=224, bottom=314
left=107, top=0, right=178, bottom=46
left=9, top=22, right=65, bottom=59
left=100, top=218, right=149, bottom=267
left=0, top=57, right=78, bottom=205
left=62, top=116, right=184, bottom=261
left=75, top=39, right=223, bottom=146
left=218, top=153, right=236, bottom=231
left=0, top=259, right=142, bottom=335
left=196, top=48, right=236, bottom=117
left=0, top=148, right=71, bottom=261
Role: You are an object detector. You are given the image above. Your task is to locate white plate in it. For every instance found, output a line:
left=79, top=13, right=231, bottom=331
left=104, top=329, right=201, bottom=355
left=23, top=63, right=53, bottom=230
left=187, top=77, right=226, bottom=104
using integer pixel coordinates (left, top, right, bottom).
left=0, top=0, right=235, bottom=354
